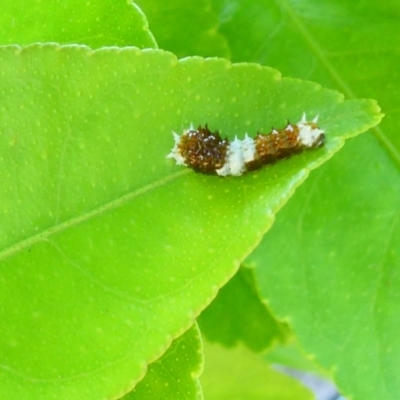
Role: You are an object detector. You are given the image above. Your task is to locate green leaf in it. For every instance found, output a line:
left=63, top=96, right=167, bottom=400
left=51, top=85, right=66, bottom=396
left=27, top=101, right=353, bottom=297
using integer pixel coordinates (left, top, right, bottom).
left=122, top=325, right=203, bottom=400
left=0, top=44, right=379, bottom=399
left=198, top=266, right=290, bottom=351
left=201, top=341, right=314, bottom=400
left=135, top=0, right=230, bottom=58
left=213, top=1, right=400, bottom=399
left=0, top=0, right=156, bottom=49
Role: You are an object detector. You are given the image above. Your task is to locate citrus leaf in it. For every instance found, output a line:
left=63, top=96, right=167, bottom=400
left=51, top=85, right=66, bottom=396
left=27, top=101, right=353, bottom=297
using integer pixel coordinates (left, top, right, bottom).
left=0, top=0, right=156, bottom=48
left=0, top=44, right=380, bottom=399
left=201, top=341, right=314, bottom=400
left=135, top=0, right=230, bottom=58
left=122, top=325, right=203, bottom=400
left=198, top=266, right=289, bottom=351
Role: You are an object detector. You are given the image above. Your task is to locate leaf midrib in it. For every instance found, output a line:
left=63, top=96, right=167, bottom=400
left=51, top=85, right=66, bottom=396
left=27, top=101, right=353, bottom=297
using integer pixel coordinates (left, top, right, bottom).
left=0, top=169, right=189, bottom=263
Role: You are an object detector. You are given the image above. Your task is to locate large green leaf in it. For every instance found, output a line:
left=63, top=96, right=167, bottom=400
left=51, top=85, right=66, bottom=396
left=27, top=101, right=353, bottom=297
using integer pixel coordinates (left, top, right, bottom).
left=211, top=0, right=400, bottom=399
left=0, top=44, right=379, bottom=399
left=0, top=0, right=156, bottom=48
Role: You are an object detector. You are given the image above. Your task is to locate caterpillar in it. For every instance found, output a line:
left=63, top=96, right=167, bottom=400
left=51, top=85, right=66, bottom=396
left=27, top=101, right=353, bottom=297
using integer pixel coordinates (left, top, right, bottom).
left=167, top=113, right=325, bottom=176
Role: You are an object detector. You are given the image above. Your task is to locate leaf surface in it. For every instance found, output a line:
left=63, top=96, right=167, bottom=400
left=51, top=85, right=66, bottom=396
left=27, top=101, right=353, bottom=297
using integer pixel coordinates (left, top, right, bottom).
left=135, top=0, right=230, bottom=58
left=0, top=44, right=380, bottom=399
left=0, top=0, right=156, bottom=48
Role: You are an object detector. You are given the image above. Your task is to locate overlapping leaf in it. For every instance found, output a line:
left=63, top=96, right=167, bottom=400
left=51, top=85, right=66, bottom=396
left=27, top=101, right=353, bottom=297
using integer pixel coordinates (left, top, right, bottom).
left=135, top=0, right=230, bottom=58
left=123, top=325, right=203, bottom=400
left=0, top=0, right=156, bottom=48
left=198, top=266, right=289, bottom=351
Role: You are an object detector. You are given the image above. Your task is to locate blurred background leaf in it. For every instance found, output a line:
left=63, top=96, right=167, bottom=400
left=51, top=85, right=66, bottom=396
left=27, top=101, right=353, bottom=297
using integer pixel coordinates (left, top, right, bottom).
left=135, top=0, right=230, bottom=58
left=201, top=341, right=314, bottom=400
left=198, top=266, right=290, bottom=351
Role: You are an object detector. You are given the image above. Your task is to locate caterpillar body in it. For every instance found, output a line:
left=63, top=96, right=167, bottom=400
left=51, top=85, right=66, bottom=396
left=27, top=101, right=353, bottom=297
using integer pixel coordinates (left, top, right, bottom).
left=167, top=113, right=325, bottom=176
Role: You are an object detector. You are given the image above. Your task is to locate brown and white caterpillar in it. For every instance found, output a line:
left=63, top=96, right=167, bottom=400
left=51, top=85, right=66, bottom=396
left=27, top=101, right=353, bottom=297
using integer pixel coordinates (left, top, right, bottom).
left=167, top=113, right=325, bottom=176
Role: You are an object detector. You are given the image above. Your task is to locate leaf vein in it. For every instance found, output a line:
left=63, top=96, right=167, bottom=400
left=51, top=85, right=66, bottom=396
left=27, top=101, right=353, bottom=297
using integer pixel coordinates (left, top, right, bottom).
left=0, top=169, right=189, bottom=263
